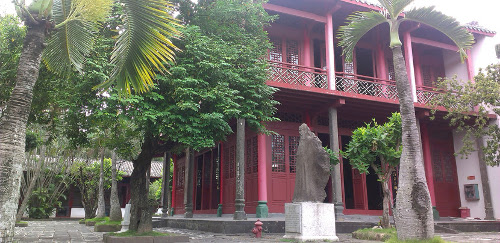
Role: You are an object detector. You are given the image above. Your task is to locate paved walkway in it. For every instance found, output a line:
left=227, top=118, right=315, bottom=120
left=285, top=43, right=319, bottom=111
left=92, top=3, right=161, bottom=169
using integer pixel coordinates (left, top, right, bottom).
left=12, top=220, right=500, bottom=242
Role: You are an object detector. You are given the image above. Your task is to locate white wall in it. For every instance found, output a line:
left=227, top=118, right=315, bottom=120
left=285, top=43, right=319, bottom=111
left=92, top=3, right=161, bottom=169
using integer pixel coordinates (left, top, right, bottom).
left=443, top=49, right=469, bottom=83
left=471, top=35, right=499, bottom=74
left=69, top=207, right=126, bottom=218
left=486, top=118, right=500, bottom=220
left=452, top=130, right=486, bottom=219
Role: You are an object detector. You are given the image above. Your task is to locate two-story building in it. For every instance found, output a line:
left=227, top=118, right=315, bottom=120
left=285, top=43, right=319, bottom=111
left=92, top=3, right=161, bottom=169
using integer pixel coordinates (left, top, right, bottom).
left=170, top=0, right=498, bottom=220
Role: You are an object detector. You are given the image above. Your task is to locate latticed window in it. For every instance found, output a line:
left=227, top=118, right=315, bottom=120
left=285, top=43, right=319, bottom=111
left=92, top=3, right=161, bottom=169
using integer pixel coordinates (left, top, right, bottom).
left=317, top=116, right=329, bottom=126
left=177, top=164, right=185, bottom=189
left=272, top=134, right=285, bottom=172
left=422, top=65, right=433, bottom=87
left=276, top=112, right=303, bottom=123
left=223, top=147, right=230, bottom=179
left=432, top=152, right=442, bottom=182
left=286, top=40, right=299, bottom=65
left=229, top=146, right=236, bottom=178
left=270, top=38, right=283, bottom=62
left=245, top=136, right=259, bottom=174
left=289, top=136, right=300, bottom=173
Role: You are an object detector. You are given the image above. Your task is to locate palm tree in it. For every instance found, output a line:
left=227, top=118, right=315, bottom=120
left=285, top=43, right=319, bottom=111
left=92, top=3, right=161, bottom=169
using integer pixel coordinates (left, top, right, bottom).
left=337, top=0, right=473, bottom=240
left=0, top=0, right=179, bottom=241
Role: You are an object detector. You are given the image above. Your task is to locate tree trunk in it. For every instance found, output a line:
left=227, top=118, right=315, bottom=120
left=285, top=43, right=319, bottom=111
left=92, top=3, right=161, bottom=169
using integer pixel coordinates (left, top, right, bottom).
left=161, top=152, right=171, bottom=218
left=16, top=145, right=45, bottom=222
left=96, top=149, right=106, bottom=218
left=110, top=150, right=122, bottom=221
left=0, top=21, right=46, bottom=242
left=476, top=137, right=495, bottom=220
left=381, top=174, right=391, bottom=229
left=129, top=135, right=154, bottom=233
left=392, top=46, right=434, bottom=240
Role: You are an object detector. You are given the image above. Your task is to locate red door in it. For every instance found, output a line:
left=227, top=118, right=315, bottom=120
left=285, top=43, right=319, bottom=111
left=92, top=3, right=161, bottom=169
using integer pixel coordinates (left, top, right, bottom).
left=352, top=169, right=368, bottom=210
left=431, top=131, right=460, bottom=217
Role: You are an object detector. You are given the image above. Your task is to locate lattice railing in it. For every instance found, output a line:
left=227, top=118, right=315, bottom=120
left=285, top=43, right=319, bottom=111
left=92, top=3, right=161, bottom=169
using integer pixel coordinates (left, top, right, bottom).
left=416, top=86, right=440, bottom=105
left=268, top=60, right=328, bottom=89
left=335, top=72, right=399, bottom=100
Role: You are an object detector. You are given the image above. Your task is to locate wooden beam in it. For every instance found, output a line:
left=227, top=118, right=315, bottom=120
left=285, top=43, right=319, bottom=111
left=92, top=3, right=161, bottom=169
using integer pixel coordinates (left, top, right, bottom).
left=263, top=3, right=326, bottom=23
left=411, top=37, right=459, bottom=52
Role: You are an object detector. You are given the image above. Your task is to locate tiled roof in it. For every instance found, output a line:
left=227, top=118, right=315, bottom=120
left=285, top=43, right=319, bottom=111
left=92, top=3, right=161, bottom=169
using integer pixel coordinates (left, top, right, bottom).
left=464, top=24, right=496, bottom=35
left=116, top=160, right=164, bottom=178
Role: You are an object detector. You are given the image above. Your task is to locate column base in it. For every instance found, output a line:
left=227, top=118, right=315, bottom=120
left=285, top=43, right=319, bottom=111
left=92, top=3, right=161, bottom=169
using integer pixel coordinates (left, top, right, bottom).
left=433, top=206, right=440, bottom=220
left=217, top=204, right=223, bottom=217
left=233, top=199, right=247, bottom=220
left=485, top=207, right=495, bottom=220
left=334, top=203, right=344, bottom=217
left=256, top=201, right=269, bottom=218
left=184, top=205, right=193, bottom=218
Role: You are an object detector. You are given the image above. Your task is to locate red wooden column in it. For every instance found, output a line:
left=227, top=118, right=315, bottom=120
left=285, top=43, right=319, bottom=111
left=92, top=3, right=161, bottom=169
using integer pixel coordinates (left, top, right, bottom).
left=419, top=121, right=439, bottom=218
left=303, top=24, right=312, bottom=86
left=465, top=49, right=475, bottom=82
left=217, top=142, right=224, bottom=217
left=376, top=42, right=388, bottom=80
left=325, top=11, right=335, bottom=90
left=403, top=31, right=417, bottom=102
left=171, top=154, right=177, bottom=214
left=256, top=133, right=269, bottom=218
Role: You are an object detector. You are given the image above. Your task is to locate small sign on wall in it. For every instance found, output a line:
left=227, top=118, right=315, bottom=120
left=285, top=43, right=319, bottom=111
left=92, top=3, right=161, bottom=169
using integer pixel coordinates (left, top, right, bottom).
left=464, top=184, right=480, bottom=201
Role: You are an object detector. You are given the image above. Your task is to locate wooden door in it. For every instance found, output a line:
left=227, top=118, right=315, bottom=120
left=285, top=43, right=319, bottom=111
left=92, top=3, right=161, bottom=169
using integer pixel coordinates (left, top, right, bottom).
left=352, top=169, right=367, bottom=210
left=431, top=131, right=461, bottom=217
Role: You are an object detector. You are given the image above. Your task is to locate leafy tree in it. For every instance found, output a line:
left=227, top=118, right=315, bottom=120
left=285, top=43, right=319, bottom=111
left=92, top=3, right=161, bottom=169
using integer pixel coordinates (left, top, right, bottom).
left=0, top=15, right=25, bottom=117
left=0, top=1, right=180, bottom=240
left=337, top=0, right=473, bottom=239
left=343, top=113, right=402, bottom=228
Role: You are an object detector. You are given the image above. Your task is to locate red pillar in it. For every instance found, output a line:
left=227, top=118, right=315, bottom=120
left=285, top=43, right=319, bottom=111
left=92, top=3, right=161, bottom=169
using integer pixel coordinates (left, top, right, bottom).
left=376, top=42, right=388, bottom=80
left=420, top=122, right=436, bottom=206
left=303, top=25, right=312, bottom=86
left=466, top=49, right=475, bottom=82
left=325, top=12, right=335, bottom=90
left=171, top=154, right=177, bottom=212
left=256, top=133, right=268, bottom=218
left=403, top=31, right=417, bottom=102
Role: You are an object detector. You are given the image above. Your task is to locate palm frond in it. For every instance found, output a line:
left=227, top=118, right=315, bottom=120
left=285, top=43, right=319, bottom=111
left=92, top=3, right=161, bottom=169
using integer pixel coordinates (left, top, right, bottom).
left=404, top=6, right=474, bottom=60
left=389, top=0, right=414, bottom=19
left=103, top=0, right=181, bottom=94
left=337, top=11, right=387, bottom=62
left=42, top=0, right=97, bottom=75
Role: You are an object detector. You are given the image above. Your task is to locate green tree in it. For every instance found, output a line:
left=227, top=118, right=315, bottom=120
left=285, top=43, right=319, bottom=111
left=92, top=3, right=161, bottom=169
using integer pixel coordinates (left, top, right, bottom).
left=343, top=113, right=402, bottom=228
left=337, top=0, right=473, bottom=239
left=0, top=15, right=25, bottom=117
left=0, top=1, right=180, bottom=240
left=433, top=63, right=500, bottom=220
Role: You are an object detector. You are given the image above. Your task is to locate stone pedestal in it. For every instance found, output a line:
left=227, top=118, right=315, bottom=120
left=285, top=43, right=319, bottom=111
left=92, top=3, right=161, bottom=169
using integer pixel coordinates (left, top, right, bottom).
left=120, top=203, right=131, bottom=232
left=256, top=201, right=269, bottom=218
left=284, top=202, right=338, bottom=241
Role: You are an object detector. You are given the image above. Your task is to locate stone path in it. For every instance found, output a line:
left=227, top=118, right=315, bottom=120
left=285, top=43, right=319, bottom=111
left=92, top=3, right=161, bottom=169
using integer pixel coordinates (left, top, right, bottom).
left=12, top=220, right=500, bottom=242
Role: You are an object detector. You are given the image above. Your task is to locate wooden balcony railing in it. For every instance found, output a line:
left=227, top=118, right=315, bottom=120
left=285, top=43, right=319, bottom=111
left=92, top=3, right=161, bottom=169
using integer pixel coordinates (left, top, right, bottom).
left=267, top=60, right=440, bottom=105
left=267, top=60, right=328, bottom=89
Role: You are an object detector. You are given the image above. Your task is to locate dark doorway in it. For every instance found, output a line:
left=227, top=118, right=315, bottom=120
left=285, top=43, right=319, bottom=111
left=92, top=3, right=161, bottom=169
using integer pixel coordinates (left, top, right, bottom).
left=366, top=164, right=383, bottom=210
left=356, top=48, right=374, bottom=78
left=195, top=156, right=203, bottom=210
left=341, top=135, right=355, bottom=209
left=318, top=133, right=332, bottom=203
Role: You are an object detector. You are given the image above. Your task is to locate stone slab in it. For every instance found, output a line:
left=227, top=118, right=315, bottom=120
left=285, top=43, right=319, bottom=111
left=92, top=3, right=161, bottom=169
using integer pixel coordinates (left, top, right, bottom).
left=103, top=235, right=189, bottom=243
left=284, top=202, right=339, bottom=241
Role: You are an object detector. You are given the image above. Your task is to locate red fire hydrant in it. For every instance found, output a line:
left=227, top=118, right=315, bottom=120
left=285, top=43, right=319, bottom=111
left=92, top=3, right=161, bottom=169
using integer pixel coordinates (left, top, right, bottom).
left=252, top=219, right=263, bottom=238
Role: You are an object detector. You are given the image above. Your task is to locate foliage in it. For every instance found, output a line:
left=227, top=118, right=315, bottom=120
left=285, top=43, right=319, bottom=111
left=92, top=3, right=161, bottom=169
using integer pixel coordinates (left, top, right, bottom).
left=149, top=179, right=162, bottom=204
left=27, top=186, right=65, bottom=219
left=386, top=236, right=447, bottom=243
left=0, top=15, right=25, bottom=115
left=85, top=217, right=108, bottom=222
left=25, top=130, right=41, bottom=152
left=324, top=146, right=340, bottom=167
left=433, top=64, right=500, bottom=166
left=343, top=113, right=402, bottom=178
left=353, top=227, right=395, bottom=241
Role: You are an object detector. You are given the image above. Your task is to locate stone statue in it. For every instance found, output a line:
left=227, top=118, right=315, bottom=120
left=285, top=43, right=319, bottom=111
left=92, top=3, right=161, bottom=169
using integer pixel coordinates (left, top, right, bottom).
left=292, top=123, right=331, bottom=203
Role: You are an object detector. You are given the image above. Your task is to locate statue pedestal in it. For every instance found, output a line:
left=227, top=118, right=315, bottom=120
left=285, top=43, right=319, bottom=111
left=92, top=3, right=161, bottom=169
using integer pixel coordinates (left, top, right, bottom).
left=284, top=202, right=338, bottom=241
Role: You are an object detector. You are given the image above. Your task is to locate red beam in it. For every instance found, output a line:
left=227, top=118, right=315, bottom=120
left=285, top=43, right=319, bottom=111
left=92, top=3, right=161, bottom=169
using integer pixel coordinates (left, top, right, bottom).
left=411, top=37, right=459, bottom=52
left=263, top=3, right=326, bottom=23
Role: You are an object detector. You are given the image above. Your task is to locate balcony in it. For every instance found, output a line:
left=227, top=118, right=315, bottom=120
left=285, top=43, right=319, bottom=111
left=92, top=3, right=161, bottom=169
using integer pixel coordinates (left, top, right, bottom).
left=267, top=61, right=440, bottom=105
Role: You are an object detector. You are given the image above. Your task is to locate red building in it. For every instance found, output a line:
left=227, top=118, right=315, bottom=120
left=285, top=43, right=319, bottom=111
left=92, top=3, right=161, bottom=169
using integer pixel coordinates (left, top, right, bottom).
left=171, top=0, right=496, bottom=219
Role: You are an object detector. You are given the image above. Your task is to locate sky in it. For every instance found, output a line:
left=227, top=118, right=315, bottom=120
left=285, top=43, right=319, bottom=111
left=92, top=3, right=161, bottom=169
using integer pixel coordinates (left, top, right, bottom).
left=2, top=0, right=499, bottom=65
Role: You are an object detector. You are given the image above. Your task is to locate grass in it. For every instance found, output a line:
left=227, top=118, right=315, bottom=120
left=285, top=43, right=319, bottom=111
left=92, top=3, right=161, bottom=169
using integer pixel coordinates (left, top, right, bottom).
left=95, top=217, right=122, bottom=226
left=353, top=228, right=449, bottom=243
left=16, top=221, right=28, bottom=224
left=108, top=230, right=170, bottom=237
left=280, top=239, right=298, bottom=242
left=85, top=217, right=108, bottom=223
